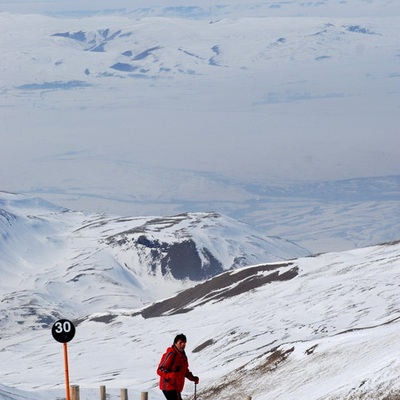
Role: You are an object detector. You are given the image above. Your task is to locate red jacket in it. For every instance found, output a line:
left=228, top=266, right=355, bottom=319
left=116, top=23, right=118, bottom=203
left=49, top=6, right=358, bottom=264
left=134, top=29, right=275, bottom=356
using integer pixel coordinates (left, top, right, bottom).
left=157, top=345, right=196, bottom=392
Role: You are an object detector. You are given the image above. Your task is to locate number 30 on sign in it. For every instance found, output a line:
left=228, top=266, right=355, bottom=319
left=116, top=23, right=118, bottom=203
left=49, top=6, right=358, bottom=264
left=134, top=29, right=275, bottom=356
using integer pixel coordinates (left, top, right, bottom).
left=51, top=319, right=76, bottom=343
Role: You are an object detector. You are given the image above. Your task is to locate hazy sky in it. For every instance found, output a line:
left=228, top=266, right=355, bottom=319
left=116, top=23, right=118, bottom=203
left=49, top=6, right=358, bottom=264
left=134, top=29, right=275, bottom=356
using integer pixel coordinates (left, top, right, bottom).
left=0, top=0, right=397, bottom=17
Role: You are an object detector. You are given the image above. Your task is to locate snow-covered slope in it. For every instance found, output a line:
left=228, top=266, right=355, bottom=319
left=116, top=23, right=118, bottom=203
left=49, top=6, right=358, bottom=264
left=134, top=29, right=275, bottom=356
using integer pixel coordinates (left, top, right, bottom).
left=103, top=210, right=309, bottom=281
left=1, top=227, right=400, bottom=399
left=0, top=191, right=309, bottom=338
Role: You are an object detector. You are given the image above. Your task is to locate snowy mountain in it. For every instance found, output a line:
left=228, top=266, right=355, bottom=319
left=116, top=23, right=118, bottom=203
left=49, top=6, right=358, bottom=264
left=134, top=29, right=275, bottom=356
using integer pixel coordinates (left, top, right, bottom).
left=0, top=191, right=309, bottom=337
left=0, top=192, right=400, bottom=399
left=3, top=6, right=398, bottom=91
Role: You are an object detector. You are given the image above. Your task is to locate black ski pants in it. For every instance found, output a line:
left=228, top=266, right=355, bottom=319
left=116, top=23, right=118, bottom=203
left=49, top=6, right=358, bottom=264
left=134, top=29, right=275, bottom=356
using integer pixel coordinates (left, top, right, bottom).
left=162, top=390, right=182, bottom=400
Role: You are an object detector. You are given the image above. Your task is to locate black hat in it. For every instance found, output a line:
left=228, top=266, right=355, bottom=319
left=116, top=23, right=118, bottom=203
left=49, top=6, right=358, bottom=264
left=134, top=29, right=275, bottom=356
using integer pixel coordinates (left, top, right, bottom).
left=174, top=333, right=187, bottom=344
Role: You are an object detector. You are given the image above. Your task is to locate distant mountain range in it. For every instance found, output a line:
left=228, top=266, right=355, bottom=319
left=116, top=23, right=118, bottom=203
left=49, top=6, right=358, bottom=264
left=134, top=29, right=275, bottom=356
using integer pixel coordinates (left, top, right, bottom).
left=10, top=15, right=393, bottom=85
left=1, top=3, right=399, bottom=256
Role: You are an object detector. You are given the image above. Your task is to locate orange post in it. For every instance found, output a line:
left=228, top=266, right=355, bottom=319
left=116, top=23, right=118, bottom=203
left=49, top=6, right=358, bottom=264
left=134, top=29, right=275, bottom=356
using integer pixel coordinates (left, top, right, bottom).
left=63, top=342, right=71, bottom=400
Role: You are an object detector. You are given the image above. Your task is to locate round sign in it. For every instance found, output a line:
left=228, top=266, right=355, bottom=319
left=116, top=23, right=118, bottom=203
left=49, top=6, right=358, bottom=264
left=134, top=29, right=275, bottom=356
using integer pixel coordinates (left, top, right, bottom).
left=51, top=319, right=76, bottom=343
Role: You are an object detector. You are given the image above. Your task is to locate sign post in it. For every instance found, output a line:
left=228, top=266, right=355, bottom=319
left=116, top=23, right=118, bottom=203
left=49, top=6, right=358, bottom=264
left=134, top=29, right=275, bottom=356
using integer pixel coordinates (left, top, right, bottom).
left=52, top=319, right=76, bottom=400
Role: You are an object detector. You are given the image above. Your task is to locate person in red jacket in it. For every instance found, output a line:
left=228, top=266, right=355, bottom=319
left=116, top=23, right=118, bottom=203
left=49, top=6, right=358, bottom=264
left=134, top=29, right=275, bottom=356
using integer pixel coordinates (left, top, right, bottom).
left=157, top=333, right=199, bottom=400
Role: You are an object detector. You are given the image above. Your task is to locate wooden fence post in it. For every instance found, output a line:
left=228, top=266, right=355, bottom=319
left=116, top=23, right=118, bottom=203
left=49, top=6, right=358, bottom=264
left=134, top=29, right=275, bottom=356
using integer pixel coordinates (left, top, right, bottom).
left=140, top=392, right=148, bottom=400
left=100, top=385, right=106, bottom=400
left=70, top=385, right=80, bottom=400
left=120, top=388, right=128, bottom=400
left=70, top=385, right=148, bottom=400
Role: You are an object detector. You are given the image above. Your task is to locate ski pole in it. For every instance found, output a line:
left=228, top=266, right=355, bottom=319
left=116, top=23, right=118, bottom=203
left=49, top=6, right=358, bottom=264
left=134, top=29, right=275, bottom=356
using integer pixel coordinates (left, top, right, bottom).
left=194, top=383, right=197, bottom=400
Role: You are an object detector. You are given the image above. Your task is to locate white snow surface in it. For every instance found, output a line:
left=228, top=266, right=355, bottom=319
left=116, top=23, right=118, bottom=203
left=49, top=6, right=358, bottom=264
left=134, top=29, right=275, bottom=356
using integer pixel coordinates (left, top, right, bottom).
left=1, top=192, right=400, bottom=399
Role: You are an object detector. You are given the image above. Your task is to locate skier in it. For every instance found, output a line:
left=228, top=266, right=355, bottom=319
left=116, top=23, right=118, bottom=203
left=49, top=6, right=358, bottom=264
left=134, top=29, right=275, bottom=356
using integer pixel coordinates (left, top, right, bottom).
left=157, top=333, right=199, bottom=400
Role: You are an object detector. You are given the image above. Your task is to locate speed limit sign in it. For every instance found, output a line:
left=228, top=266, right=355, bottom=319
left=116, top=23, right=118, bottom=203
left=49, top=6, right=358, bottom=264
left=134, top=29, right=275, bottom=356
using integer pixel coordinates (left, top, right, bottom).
left=51, top=319, right=76, bottom=343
